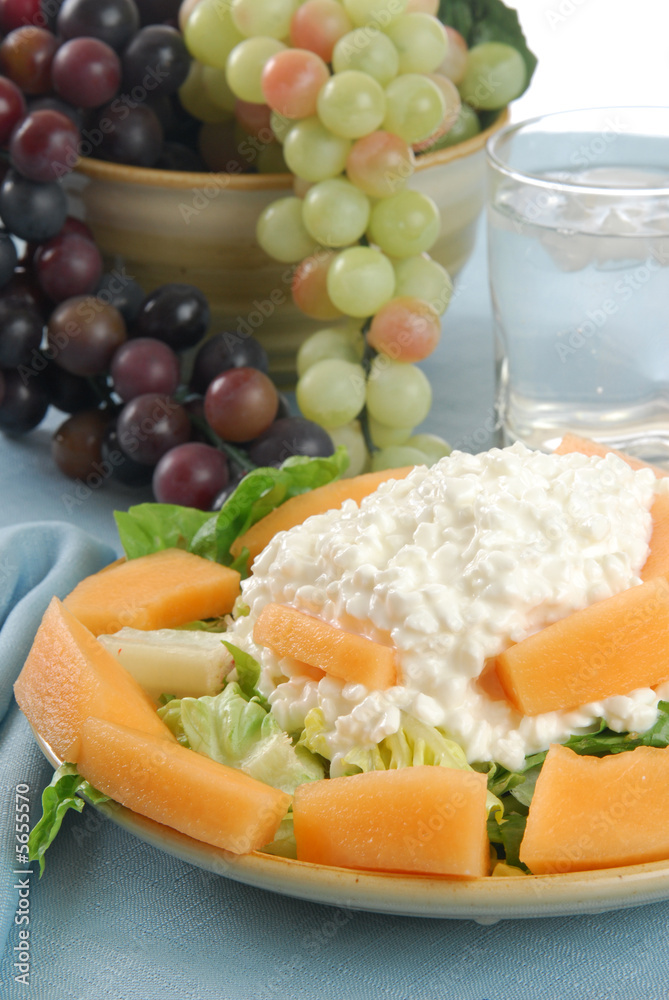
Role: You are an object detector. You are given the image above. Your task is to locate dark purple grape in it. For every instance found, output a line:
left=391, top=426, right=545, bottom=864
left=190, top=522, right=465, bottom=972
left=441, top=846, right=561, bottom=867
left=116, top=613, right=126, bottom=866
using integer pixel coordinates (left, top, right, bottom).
left=52, top=407, right=109, bottom=479
left=35, top=233, right=103, bottom=302
left=190, top=331, right=269, bottom=394
left=110, top=337, right=180, bottom=401
left=275, top=392, right=292, bottom=420
left=95, top=271, right=145, bottom=324
left=60, top=215, right=96, bottom=241
left=47, top=296, right=127, bottom=376
left=0, top=76, right=26, bottom=146
left=122, top=25, right=190, bottom=96
left=133, top=283, right=210, bottom=351
left=0, top=0, right=44, bottom=33
left=39, top=0, right=65, bottom=31
left=134, top=0, right=180, bottom=26
left=0, top=300, right=43, bottom=368
left=210, top=471, right=246, bottom=511
left=52, top=37, right=122, bottom=109
left=0, top=168, right=68, bottom=242
left=116, top=392, right=190, bottom=464
left=27, top=95, right=84, bottom=130
left=0, top=267, right=50, bottom=317
left=42, top=360, right=100, bottom=413
left=9, top=110, right=80, bottom=183
left=0, top=367, right=49, bottom=432
left=101, top=418, right=154, bottom=485
left=248, top=417, right=334, bottom=467
left=204, top=367, right=278, bottom=443
left=0, top=26, right=58, bottom=96
left=0, top=233, right=18, bottom=289
left=93, top=101, right=163, bottom=167
left=155, top=140, right=205, bottom=172
left=152, top=441, right=229, bottom=509
left=57, top=0, right=140, bottom=50
left=0, top=369, right=5, bottom=407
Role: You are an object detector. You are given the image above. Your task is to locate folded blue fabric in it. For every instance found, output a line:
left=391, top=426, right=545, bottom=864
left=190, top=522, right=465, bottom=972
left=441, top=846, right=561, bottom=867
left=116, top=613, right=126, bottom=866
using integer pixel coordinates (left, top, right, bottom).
left=1, top=521, right=669, bottom=1000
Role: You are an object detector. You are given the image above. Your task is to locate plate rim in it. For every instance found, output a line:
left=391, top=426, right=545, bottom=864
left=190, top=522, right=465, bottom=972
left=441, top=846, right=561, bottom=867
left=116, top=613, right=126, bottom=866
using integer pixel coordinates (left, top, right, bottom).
left=31, top=728, right=669, bottom=921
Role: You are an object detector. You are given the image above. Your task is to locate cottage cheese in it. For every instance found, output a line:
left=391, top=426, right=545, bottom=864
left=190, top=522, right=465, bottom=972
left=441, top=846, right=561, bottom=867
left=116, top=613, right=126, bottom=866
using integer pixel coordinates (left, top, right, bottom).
left=227, top=443, right=662, bottom=772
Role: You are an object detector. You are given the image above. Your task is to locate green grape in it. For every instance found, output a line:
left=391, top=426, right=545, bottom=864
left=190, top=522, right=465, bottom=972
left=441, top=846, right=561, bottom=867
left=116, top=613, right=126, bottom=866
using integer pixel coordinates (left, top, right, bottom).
left=392, top=254, right=452, bottom=315
left=283, top=117, right=352, bottom=181
left=231, top=0, right=297, bottom=39
left=384, top=13, right=447, bottom=75
left=270, top=109, right=293, bottom=143
left=302, top=177, right=370, bottom=248
left=428, top=102, right=480, bottom=149
left=226, top=37, right=286, bottom=104
left=332, top=27, right=399, bottom=86
left=257, top=197, right=316, bottom=263
left=371, top=445, right=430, bottom=471
left=201, top=66, right=237, bottom=113
left=458, top=42, right=526, bottom=111
left=368, top=190, right=440, bottom=258
left=316, top=70, right=386, bottom=139
left=326, top=246, right=395, bottom=317
left=342, top=0, right=407, bottom=28
left=184, top=0, right=245, bottom=68
left=296, top=358, right=367, bottom=428
left=327, top=420, right=369, bottom=476
left=179, top=63, right=233, bottom=123
left=383, top=73, right=445, bottom=144
left=366, top=355, right=431, bottom=427
left=405, top=432, right=451, bottom=462
left=368, top=416, right=412, bottom=447
left=297, top=326, right=364, bottom=377
left=257, top=142, right=288, bottom=173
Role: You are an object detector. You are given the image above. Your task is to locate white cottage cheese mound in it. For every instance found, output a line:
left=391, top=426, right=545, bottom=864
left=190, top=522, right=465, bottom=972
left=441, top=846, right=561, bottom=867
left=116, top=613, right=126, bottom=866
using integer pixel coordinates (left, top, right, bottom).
left=227, top=443, right=661, bottom=772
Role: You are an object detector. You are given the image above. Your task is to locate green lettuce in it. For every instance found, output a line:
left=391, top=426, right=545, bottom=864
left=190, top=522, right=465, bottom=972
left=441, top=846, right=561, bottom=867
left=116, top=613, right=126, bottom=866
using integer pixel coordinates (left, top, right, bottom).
left=115, top=449, right=348, bottom=575
left=221, top=641, right=269, bottom=709
left=438, top=0, right=538, bottom=89
left=159, top=682, right=324, bottom=795
left=28, top=764, right=110, bottom=876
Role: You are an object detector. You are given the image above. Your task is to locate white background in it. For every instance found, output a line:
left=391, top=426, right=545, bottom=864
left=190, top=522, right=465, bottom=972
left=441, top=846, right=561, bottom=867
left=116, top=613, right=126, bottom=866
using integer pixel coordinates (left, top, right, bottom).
left=508, top=0, right=669, bottom=121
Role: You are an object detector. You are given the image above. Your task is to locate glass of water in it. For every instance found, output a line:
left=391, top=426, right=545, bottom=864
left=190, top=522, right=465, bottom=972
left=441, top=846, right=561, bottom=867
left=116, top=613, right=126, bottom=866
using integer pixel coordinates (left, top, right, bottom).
left=487, top=107, right=669, bottom=463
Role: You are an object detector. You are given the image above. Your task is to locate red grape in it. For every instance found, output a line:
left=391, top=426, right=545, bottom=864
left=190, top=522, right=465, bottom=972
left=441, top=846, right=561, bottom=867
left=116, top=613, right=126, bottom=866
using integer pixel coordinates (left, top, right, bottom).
left=9, top=109, right=80, bottom=183
left=204, top=367, right=278, bottom=443
left=101, top=419, right=154, bottom=485
left=0, top=27, right=58, bottom=95
left=190, top=331, right=268, bottom=395
left=116, top=392, right=191, bottom=464
left=47, top=296, right=127, bottom=375
left=0, top=367, right=49, bottom=432
left=110, top=337, right=180, bottom=401
left=289, top=0, right=352, bottom=62
left=0, top=76, right=26, bottom=145
left=133, top=283, right=210, bottom=350
left=52, top=408, right=109, bottom=479
left=60, top=215, right=95, bottom=242
left=234, top=99, right=272, bottom=139
left=35, top=233, right=103, bottom=302
left=0, top=0, right=44, bottom=34
left=52, top=37, right=121, bottom=109
left=292, top=251, right=342, bottom=320
left=367, top=296, right=441, bottom=362
left=152, top=441, right=229, bottom=509
left=261, top=49, right=330, bottom=119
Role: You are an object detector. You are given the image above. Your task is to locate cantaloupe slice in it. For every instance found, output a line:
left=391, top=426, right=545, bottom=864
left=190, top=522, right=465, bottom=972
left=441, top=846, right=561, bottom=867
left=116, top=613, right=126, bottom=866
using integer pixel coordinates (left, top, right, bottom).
left=63, top=548, right=241, bottom=636
left=77, top=716, right=291, bottom=854
left=253, top=603, right=398, bottom=689
left=520, top=743, right=669, bottom=874
left=13, top=597, right=174, bottom=762
left=641, top=493, right=669, bottom=582
left=293, top=766, right=489, bottom=876
left=230, top=466, right=414, bottom=564
left=494, top=575, right=669, bottom=716
left=554, top=433, right=669, bottom=478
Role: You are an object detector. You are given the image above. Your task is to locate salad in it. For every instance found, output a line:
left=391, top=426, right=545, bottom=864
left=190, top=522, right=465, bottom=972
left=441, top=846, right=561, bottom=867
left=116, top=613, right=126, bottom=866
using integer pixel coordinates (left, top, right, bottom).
left=21, top=439, right=669, bottom=879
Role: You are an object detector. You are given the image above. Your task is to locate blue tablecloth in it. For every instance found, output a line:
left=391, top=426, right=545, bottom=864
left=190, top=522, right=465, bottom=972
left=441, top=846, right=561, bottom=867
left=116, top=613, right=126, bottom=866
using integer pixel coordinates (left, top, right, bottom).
left=1, top=230, right=666, bottom=1000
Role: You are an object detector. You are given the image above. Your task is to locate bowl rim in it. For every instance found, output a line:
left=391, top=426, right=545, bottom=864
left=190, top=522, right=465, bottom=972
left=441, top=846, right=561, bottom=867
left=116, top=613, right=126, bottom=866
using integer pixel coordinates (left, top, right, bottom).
left=74, top=109, right=511, bottom=190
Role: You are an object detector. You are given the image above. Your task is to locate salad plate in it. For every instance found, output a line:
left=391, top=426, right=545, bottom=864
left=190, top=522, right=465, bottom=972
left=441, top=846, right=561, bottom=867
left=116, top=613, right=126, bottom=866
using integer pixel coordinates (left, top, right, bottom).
left=32, top=727, right=669, bottom=923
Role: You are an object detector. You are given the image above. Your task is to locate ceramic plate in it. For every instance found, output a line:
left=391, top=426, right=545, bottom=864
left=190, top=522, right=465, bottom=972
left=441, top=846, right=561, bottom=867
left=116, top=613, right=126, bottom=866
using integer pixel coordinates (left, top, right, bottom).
left=33, top=729, right=669, bottom=923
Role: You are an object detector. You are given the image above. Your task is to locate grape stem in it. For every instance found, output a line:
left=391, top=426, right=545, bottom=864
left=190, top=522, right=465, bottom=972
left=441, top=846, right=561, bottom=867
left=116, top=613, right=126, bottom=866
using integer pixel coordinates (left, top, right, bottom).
left=187, top=412, right=257, bottom=472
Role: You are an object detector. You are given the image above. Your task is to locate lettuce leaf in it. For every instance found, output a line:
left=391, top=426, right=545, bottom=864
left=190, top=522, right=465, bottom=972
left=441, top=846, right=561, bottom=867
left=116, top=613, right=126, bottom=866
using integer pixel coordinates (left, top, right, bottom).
left=114, top=504, right=212, bottom=560
left=159, top=682, right=324, bottom=795
left=28, top=763, right=110, bottom=876
left=221, top=641, right=269, bottom=710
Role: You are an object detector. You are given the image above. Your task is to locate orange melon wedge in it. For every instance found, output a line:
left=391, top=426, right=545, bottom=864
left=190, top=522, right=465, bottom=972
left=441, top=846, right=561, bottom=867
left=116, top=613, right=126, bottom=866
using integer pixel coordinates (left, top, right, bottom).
left=63, top=548, right=241, bottom=636
left=78, top=716, right=291, bottom=854
left=554, top=433, right=669, bottom=478
left=253, top=603, right=398, bottom=689
left=520, top=743, right=669, bottom=874
left=230, top=466, right=414, bottom=565
left=293, top=766, right=489, bottom=876
left=13, top=597, right=174, bottom=762
left=494, top=575, right=669, bottom=716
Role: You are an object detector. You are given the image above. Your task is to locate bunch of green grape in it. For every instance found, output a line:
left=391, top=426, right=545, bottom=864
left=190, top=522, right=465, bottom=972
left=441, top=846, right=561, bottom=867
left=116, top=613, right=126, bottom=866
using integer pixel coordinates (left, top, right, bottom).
left=180, top=0, right=527, bottom=471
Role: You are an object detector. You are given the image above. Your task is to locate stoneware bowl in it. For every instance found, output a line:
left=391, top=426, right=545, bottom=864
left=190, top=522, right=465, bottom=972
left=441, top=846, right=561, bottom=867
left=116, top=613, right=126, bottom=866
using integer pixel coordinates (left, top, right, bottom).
left=66, top=110, right=509, bottom=384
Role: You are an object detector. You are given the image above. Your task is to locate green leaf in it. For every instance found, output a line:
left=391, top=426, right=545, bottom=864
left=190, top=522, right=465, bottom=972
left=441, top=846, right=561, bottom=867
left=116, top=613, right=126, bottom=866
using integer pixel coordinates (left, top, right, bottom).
left=221, top=641, right=270, bottom=710
left=487, top=811, right=529, bottom=871
left=28, top=763, right=110, bottom=876
left=438, top=0, right=538, bottom=95
left=114, top=504, right=213, bottom=560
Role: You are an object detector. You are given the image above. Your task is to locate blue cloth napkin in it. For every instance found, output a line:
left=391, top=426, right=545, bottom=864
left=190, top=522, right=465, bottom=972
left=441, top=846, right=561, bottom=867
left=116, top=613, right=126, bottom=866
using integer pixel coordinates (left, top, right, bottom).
left=1, top=521, right=669, bottom=1000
